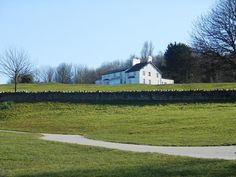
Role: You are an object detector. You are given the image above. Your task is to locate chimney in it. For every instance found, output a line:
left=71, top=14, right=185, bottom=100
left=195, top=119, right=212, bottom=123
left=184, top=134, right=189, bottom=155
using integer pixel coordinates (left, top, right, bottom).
left=132, top=58, right=140, bottom=66
left=147, top=56, right=153, bottom=63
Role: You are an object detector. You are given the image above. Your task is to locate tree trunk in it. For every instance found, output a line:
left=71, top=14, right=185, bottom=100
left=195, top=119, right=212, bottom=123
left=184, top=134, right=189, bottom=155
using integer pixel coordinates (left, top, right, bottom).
left=14, top=74, right=17, bottom=92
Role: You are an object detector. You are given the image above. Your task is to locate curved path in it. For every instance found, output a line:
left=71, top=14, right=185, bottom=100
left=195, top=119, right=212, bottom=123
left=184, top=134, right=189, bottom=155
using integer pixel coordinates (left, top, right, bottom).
left=1, top=130, right=235, bottom=160
left=41, top=133, right=236, bottom=160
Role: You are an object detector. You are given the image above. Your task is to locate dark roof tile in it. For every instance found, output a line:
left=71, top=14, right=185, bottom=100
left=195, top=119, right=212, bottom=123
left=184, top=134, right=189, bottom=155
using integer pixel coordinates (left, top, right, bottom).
left=125, top=62, right=162, bottom=74
left=103, top=62, right=162, bottom=75
left=125, top=62, right=147, bottom=73
left=104, top=67, right=128, bottom=75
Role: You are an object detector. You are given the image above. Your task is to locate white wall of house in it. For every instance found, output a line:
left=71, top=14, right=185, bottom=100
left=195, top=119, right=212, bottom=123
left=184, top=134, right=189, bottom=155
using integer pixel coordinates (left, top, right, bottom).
left=95, top=80, right=102, bottom=84
left=125, top=71, right=139, bottom=84
left=121, top=71, right=126, bottom=84
left=98, top=71, right=128, bottom=85
left=101, top=72, right=120, bottom=85
left=161, top=78, right=174, bottom=84
left=139, top=63, right=162, bottom=85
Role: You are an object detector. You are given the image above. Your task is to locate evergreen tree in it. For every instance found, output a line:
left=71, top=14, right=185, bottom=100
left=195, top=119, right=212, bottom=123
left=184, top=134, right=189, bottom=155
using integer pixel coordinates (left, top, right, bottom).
left=164, top=43, right=195, bottom=83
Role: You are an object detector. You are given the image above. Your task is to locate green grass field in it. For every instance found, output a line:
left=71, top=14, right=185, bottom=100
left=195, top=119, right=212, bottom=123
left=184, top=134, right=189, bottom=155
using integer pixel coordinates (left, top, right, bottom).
left=1, top=102, right=236, bottom=146
left=1, top=82, right=236, bottom=92
left=1, top=132, right=236, bottom=177
left=1, top=86, right=236, bottom=176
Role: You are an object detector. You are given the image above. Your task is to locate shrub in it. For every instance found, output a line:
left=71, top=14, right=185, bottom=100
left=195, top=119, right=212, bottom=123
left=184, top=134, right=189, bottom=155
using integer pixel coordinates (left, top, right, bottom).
left=0, top=102, right=12, bottom=110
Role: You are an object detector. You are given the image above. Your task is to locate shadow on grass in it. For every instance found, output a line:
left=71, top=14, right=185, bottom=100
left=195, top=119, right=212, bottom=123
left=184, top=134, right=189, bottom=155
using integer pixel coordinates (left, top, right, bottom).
left=16, top=161, right=236, bottom=177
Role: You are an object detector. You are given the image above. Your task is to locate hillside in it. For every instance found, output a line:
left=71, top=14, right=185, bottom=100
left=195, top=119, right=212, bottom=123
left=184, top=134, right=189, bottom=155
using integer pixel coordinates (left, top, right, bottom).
left=1, top=102, right=236, bottom=146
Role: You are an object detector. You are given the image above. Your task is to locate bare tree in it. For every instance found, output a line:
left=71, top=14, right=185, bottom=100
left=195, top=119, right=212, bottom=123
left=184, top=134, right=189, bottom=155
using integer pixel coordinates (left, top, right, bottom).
left=32, top=68, right=41, bottom=83
left=46, top=67, right=55, bottom=82
left=0, top=48, right=32, bottom=92
left=73, top=65, right=88, bottom=84
left=141, top=41, right=154, bottom=59
left=40, top=66, right=55, bottom=83
left=192, top=0, right=236, bottom=65
left=55, top=63, right=73, bottom=84
left=152, top=51, right=166, bottom=68
left=83, top=69, right=97, bottom=84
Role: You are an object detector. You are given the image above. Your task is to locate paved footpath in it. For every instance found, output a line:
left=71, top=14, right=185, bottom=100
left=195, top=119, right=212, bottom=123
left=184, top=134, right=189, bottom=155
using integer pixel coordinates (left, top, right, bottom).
left=1, top=130, right=236, bottom=160
left=41, top=133, right=236, bottom=160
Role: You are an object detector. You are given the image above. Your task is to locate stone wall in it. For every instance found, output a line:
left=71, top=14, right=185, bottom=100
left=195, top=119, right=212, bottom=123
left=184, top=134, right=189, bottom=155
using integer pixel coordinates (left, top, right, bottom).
left=0, top=90, right=236, bottom=103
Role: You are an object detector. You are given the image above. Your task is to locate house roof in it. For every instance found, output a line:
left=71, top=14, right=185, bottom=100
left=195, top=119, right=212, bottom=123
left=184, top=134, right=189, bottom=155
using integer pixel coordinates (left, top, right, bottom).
left=102, top=61, right=162, bottom=75
left=125, top=62, right=162, bottom=74
left=103, top=67, right=128, bottom=75
left=125, top=62, right=147, bottom=73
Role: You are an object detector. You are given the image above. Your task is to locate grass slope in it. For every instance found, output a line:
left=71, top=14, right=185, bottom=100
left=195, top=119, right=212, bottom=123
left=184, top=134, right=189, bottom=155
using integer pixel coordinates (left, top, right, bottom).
left=1, top=102, right=236, bottom=146
left=0, top=82, right=236, bottom=92
left=1, top=132, right=236, bottom=177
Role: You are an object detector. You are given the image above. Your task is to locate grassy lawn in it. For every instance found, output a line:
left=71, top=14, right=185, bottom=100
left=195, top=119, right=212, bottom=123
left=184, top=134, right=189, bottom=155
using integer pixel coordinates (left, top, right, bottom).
left=0, top=82, right=236, bottom=92
left=1, top=132, right=236, bottom=177
left=1, top=102, right=236, bottom=146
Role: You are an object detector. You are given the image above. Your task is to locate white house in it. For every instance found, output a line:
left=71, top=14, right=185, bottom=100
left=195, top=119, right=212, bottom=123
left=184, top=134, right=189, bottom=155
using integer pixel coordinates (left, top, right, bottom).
left=95, top=57, right=174, bottom=85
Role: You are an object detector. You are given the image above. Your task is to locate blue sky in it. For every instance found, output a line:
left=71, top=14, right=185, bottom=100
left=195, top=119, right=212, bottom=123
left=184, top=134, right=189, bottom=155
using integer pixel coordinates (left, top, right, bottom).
left=0, top=0, right=216, bottom=83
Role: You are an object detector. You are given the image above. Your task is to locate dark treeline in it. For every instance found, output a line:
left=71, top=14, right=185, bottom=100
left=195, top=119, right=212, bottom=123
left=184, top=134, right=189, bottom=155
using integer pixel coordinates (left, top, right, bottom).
left=32, top=41, right=236, bottom=84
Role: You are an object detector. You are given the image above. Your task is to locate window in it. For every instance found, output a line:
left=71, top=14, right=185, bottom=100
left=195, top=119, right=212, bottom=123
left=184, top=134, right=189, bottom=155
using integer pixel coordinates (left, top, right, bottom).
left=148, top=72, right=151, bottom=76
left=143, top=71, right=145, bottom=76
left=157, top=73, right=159, bottom=78
left=129, top=72, right=135, bottom=78
left=143, top=79, right=145, bottom=84
left=149, top=80, right=151, bottom=84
